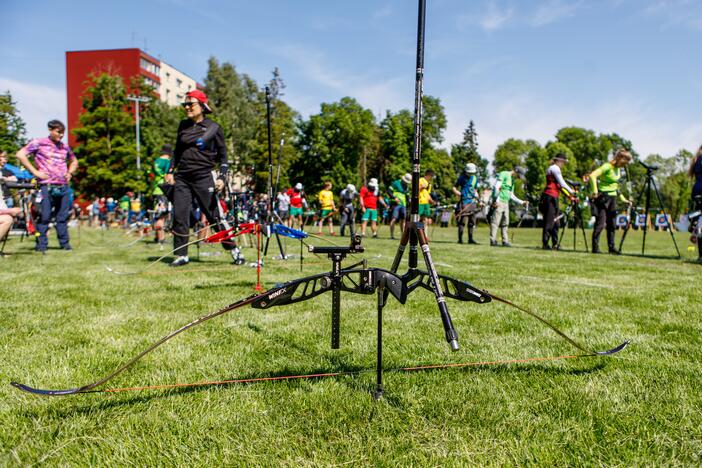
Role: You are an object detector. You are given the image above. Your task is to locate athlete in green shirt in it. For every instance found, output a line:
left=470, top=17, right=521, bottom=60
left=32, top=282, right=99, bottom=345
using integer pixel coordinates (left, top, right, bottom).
left=490, top=167, right=527, bottom=246
left=389, top=173, right=410, bottom=239
left=589, top=149, right=632, bottom=254
left=152, top=144, right=172, bottom=248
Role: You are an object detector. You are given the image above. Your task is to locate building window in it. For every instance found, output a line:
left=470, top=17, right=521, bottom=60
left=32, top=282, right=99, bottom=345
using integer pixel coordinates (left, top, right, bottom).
left=166, top=72, right=171, bottom=82
left=176, top=78, right=183, bottom=88
left=142, top=76, right=158, bottom=89
left=140, top=58, right=160, bottom=76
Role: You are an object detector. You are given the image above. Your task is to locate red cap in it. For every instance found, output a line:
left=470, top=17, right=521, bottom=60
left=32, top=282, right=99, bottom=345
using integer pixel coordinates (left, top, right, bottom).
left=185, top=90, right=212, bottom=113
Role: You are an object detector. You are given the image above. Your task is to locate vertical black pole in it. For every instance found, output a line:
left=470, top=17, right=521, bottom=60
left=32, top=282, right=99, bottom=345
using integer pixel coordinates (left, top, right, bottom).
left=407, top=0, right=426, bottom=270
left=373, top=280, right=385, bottom=401
left=265, top=87, right=274, bottom=223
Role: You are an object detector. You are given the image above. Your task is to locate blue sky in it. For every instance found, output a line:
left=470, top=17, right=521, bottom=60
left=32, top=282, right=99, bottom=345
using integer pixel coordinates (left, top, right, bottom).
left=2, top=0, right=701, bottom=160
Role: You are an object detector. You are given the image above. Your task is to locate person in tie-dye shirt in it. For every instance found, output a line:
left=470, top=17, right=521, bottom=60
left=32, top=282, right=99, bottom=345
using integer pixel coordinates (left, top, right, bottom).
left=17, top=119, right=78, bottom=252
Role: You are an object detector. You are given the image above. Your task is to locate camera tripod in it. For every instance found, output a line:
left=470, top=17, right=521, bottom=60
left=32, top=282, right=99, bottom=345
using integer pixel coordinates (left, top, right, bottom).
left=618, top=162, right=681, bottom=257
left=557, top=194, right=589, bottom=252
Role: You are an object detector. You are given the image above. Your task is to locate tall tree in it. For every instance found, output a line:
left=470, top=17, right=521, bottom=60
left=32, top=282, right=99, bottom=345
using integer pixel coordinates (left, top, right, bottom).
left=0, top=91, right=27, bottom=154
left=450, top=120, right=489, bottom=186
left=72, top=72, right=142, bottom=195
left=204, top=57, right=259, bottom=169
left=554, top=127, right=612, bottom=177
left=249, top=70, right=301, bottom=193
left=375, top=95, right=452, bottom=196
left=294, top=97, right=377, bottom=197
left=493, top=138, right=540, bottom=173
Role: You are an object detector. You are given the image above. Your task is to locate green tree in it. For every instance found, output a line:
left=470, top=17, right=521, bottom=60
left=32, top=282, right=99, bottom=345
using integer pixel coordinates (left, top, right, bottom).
left=524, top=146, right=548, bottom=200
left=374, top=95, right=451, bottom=196
left=249, top=70, right=301, bottom=193
left=72, top=72, right=142, bottom=196
left=0, top=91, right=27, bottom=154
left=493, top=138, right=539, bottom=173
left=295, top=97, right=377, bottom=197
left=656, top=149, right=694, bottom=220
left=450, top=120, right=489, bottom=186
left=204, top=57, right=259, bottom=169
left=554, top=127, right=612, bottom=177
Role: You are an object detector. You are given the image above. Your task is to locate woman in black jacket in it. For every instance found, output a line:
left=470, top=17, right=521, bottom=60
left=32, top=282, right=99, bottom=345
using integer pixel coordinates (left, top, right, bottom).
left=165, top=90, right=239, bottom=266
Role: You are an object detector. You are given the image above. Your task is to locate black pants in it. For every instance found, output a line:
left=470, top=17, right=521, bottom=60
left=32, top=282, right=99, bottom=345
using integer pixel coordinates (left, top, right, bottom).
left=456, top=202, right=478, bottom=242
left=340, top=205, right=355, bottom=237
left=540, top=195, right=560, bottom=247
left=172, top=172, right=232, bottom=256
left=592, top=193, right=617, bottom=252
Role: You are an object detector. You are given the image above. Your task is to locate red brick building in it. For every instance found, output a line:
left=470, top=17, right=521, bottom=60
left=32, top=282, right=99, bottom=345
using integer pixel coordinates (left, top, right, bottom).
left=65, top=48, right=199, bottom=146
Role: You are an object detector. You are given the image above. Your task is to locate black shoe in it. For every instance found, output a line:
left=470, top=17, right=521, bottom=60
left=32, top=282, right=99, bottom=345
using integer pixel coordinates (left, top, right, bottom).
left=490, top=241, right=497, bottom=247
left=468, top=239, right=478, bottom=245
left=502, top=242, right=512, bottom=247
left=542, top=245, right=552, bottom=250
left=591, top=249, right=602, bottom=254
left=609, top=249, right=621, bottom=255
left=61, top=244, right=73, bottom=251
left=457, top=239, right=463, bottom=244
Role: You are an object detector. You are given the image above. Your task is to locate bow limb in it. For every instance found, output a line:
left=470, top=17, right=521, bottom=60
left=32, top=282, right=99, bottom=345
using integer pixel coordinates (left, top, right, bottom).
left=11, top=292, right=268, bottom=396
left=487, top=291, right=629, bottom=356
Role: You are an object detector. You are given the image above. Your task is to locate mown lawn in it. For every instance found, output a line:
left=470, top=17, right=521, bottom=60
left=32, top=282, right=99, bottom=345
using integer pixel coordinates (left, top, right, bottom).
left=1, top=223, right=700, bottom=465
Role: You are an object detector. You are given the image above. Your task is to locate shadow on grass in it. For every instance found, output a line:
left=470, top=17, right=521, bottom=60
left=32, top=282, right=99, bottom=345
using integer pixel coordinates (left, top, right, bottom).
left=24, top=358, right=610, bottom=417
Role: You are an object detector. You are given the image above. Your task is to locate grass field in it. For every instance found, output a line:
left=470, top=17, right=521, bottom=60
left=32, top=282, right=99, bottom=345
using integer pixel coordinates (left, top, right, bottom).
left=1, top=223, right=700, bottom=465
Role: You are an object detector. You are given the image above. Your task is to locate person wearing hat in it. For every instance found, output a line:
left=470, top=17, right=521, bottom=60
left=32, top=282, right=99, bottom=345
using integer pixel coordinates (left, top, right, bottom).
left=589, top=148, right=633, bottom=254
left=539, top=154, right=575, bottom=250
left=316, top=181, right=336, bottom=235
left=388, top=173, right=411, bottom=239
left=286, top=183, right=307, bottom=229
left=360, top=178, right=386, bottom=238
left=453, top=163, right=480, bottom=244
left=151, top=144, right=173, bottom=248
left=418, top=170, right=436, bottom=235
left=339, top=183, right=357, bottom=237
left=165, top=90, right=231, bottom=267
left=490, top=166, right=528, bottom=247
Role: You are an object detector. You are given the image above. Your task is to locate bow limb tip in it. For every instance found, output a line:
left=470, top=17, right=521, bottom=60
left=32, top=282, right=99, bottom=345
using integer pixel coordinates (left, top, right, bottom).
left=595, top=340, right=630, bottom=356
left=10, top=381, right=83, bottom=396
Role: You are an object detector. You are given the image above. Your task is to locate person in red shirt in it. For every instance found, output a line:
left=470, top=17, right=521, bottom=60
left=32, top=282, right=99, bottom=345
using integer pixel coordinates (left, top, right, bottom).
left=286, top=183, right=307, bottom=230
left=539, top=153, right=575, bottom=250
left=360, top=178, right=386, bottom=238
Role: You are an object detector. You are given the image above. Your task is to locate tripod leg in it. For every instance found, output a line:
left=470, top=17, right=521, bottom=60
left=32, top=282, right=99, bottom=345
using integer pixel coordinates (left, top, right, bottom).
left=416, top=227, right=459, bottom=351
left=618, top=183, right=646, bottom=253
left=263, top=231, right=271, bottom=256
left=373, top=281, right=385, bottom=401
left=649, top=177, right=681, bottom=258
left=275, top=232, right=286, bottom=259
left=389, top=222, right=410, bottom=273
left=577, top=206, right=589, bottom=252
left=642, top=177, right=652, bottom=255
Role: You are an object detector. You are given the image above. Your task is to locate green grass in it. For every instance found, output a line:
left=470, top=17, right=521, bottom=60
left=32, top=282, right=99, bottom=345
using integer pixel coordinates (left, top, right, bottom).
left=1, top=224, right=700, bottom=465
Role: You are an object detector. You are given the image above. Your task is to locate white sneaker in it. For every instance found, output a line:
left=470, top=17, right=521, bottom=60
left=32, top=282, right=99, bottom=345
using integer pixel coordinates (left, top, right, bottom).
left=170, top=255, right=189, bottom=267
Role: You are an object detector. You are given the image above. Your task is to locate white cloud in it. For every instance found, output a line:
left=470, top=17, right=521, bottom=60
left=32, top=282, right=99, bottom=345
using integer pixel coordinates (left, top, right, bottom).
left=643, top=0, right=702, bottom=30
left=442, top=89, right=701, bottom=163
left=530, top=0, right=582, bottom=27
left=272, top=44, right=409, bottom=117
left=0, top=78, right=65, bottom=143
left=480, top=1, right=514, bottom=31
